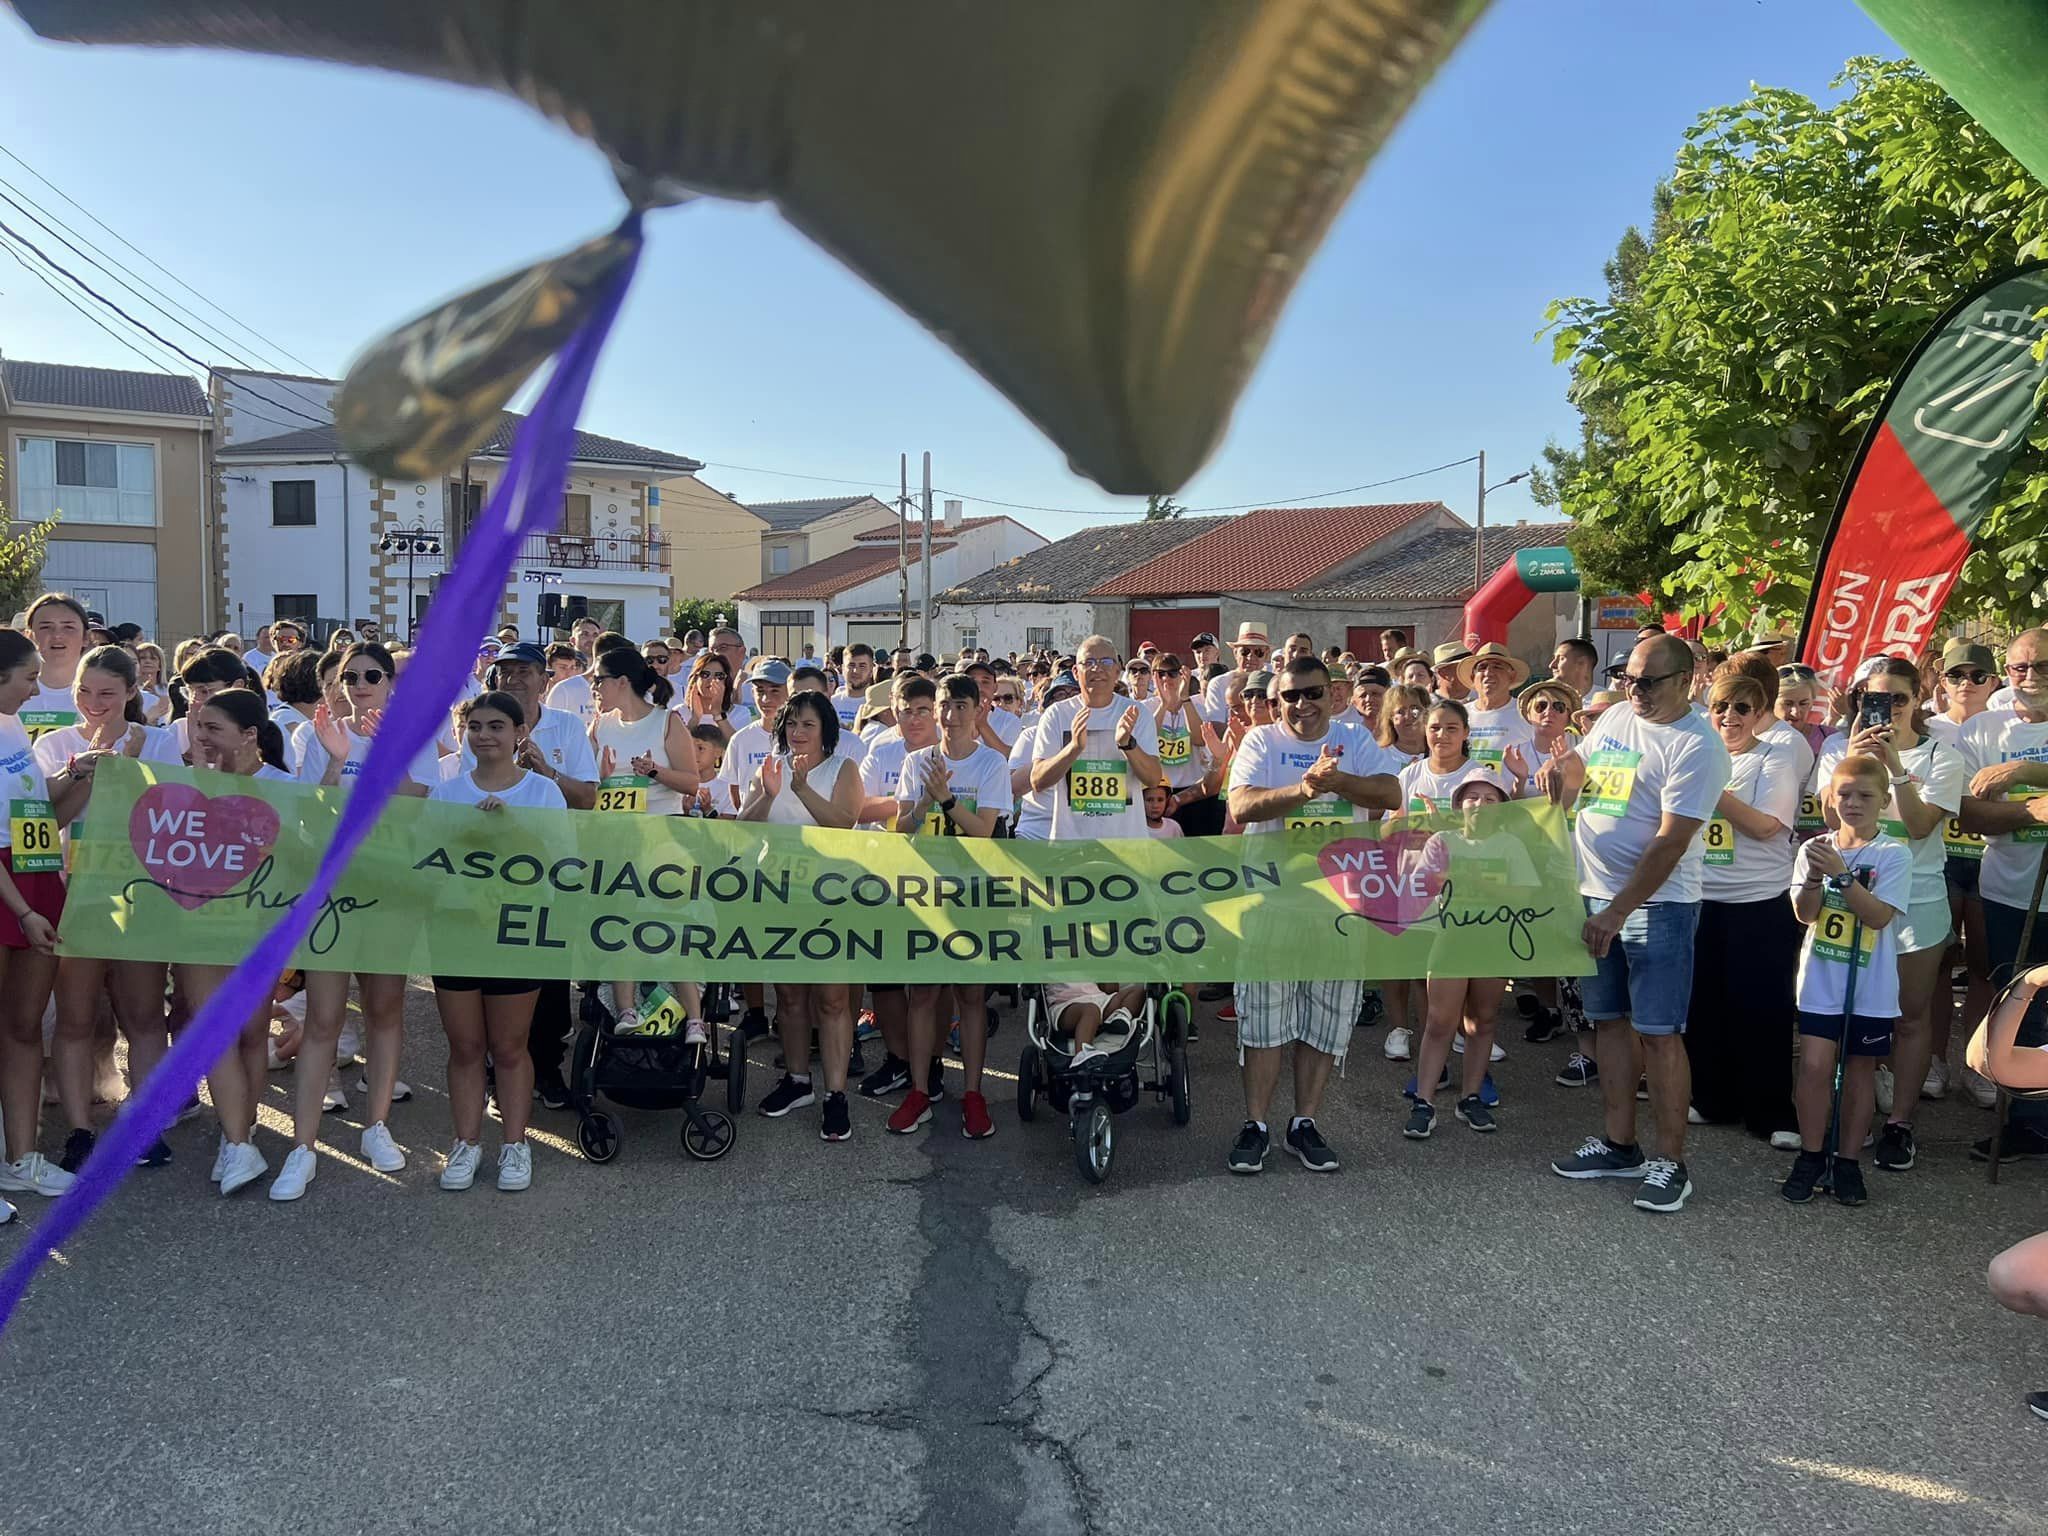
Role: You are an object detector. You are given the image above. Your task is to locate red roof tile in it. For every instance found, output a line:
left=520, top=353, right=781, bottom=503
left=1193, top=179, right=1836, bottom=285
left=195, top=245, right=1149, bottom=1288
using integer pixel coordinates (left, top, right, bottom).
left=1088, top=502, right=1443, bottom=597
left=736, top=541, right=954, bottom=603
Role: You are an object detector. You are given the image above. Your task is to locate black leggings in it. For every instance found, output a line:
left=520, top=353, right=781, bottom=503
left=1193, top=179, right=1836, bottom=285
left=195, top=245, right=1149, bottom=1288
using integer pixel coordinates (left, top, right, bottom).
left=1685, top=895, right=1801, bottom=1137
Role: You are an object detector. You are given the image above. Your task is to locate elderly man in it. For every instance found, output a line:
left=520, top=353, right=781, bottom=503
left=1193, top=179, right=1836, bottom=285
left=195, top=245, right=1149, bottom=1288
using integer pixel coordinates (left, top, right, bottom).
left=1550, top=637, right=1599, bottom=699
left=1539, top=633, right=1730, bottom=1213
left=1226, top=654, right=1402, bottom=1173
left=1030, top=635, right=1165, bottom=838
left=1739, top=629, right=1794, bottom=670
left=1432, top=642, right=1473, bottom=703
left=1201, top=622, right=1272, bottom=724
left=1459, top=642, right=1537, bottom=790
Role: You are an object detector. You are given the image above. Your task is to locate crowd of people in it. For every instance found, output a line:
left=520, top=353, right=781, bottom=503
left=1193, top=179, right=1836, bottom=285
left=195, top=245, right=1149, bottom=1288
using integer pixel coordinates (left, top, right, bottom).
left=2, top=592, right=2047, bottom=1399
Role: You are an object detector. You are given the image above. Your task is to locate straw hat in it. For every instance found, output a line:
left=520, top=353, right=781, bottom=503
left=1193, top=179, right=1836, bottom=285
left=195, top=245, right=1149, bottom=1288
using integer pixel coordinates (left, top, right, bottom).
left=1431, top=641, right=1471, bottom=669
left=1518, top=678, right=1583, bottom=722
left=1456, top=641, right=1531, bottom=691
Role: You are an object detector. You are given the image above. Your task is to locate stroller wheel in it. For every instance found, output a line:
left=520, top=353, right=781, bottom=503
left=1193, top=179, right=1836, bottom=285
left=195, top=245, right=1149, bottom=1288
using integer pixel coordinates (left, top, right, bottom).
left=1170, top=1039, right=1192, bottom=1127
left=1073, top=1099, right=1114, bottom=1184
left=1017, top=1044, right=1040, bottom=1123
left=725, top=1031, right=748, bottom=1113
left=683, top=1109, right=737, bottom=1161
left=577, top=1111, right=622, bottom=1164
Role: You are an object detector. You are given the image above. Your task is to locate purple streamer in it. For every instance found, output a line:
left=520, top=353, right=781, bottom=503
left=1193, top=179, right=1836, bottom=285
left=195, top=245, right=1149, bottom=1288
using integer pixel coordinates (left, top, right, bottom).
left=0, top=221, right=644, bottom=1327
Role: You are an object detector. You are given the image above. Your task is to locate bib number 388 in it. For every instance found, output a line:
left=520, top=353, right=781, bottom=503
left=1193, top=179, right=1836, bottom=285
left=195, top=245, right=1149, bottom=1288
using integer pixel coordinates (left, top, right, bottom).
left=1068, top=758, right=1127, bottom=816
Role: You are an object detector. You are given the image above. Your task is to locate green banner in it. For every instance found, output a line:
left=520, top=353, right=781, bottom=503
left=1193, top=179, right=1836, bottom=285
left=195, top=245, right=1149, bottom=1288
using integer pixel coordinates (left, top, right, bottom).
left=59, top=759, right=1591, bottom=983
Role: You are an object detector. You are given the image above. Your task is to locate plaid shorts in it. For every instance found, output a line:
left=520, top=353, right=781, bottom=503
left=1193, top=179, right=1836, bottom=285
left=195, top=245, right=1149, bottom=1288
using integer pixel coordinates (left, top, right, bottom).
left=1236, top=979, right=1365, bottom=1060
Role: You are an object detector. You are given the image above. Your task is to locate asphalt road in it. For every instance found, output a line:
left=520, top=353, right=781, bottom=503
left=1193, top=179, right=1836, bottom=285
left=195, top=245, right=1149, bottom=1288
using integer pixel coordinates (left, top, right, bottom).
left=4, top=984, right=2047, bottom=1536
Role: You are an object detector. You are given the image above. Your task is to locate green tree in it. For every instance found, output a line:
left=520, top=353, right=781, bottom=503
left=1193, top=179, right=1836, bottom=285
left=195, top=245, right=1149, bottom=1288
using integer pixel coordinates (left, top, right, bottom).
left=1541, top=58, right=2048, bottom=635
left=669, top=595, right=734, bottom=637
left=0, top=455, right=54, bottom=619
left=1143, top=494, right=1186, bottom=520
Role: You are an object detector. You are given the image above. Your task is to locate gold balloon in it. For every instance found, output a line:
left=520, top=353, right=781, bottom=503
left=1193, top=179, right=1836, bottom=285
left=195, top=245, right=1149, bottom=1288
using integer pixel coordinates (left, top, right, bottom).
left=11, top=0, right=1488, bottom=491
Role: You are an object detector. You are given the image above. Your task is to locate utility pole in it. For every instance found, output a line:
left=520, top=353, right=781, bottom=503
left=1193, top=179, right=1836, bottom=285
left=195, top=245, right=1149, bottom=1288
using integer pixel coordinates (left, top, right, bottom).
left=920, top=451, right=934, bottom=656
left=1474, top=447, right=1487, bottom=595
left=898, top=452, right=910, bottom=649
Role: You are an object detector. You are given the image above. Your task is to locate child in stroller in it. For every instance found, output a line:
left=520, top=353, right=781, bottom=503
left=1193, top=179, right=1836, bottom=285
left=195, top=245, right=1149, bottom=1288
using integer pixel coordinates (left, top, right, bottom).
left=1018, top=981, right=1192, bottom=1183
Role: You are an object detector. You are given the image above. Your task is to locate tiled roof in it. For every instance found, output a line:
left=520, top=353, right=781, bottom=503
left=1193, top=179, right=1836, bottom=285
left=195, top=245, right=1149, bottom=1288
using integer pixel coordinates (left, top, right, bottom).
left=222, top=414, right=699, bottom=473
left=736, top=541, right=956, bottom=602
left=1297, top=523, right=1568, bottom=602
left=748, top=495, right=886, bottom=532
left=1090, top=502, right=1442, bottom=597
left=854, top=515, right=1010, bottom=541
left=1, top=357, right=209, bottom=418
left=938, top=517, right=1229, bottom=603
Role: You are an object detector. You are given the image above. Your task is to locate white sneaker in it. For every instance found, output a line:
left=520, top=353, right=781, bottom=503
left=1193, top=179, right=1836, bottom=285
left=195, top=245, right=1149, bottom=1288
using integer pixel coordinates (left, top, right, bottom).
left=1383, top=1026, right=1413, bottom=1061
left=218, top=1141, right=269, bottom=1196
left=684, top=1020, right=708, bottom=1047
left=0, top=1195, right=13, bottom=1224
left=1769, top=1130, right=1802, bottom=1151
left=268, top=1144, right=317, bottom=1201
left=1068, top=1041, right=1109, bottom=1069
left=0, top=1152, right=74, bottom=1197
left=497, top=1140, right=532, bottom=1192
left=335, top=1022, right=363, bottom=1066
left=266, top=1037, right=292, bottom=1071
left=439, top=1139, right=482, bottom=1191
left=1963, top=1064, right=2000, bottom=1109
left=360, top=1121, right=406, bottom=1173
left=612, top=1009, right=644, bottom=1037
left=321, top=1072, right=349, bottom=1114
left=355, top=1076, right=414, bottom=1103
left=1451, top=1033, right=1464, bottom=1055
left=1686, top=1106, right=1706, bottom=1125
left=1922, top=1057, right=1950, bottom=1101
left=1874, top=1065, right=1895, bottom=1115
left=209, top=1135, right=229, bottom=1184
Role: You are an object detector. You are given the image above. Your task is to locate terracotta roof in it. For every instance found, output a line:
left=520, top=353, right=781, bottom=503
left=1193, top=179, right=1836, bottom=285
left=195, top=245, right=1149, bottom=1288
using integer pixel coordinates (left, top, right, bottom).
left=1297, top=523, right=1568, bottom=602
left=1089, top=502, right=1443, bottom=597
left=222, top=414, right=700, bottom=473
left=938, top=517, right=1229, bottom=603
left=1, top=357, right=209, bottom=418
left=748, top=495, right=889, bottom=532
left=736, top=541, right=955, bottom=602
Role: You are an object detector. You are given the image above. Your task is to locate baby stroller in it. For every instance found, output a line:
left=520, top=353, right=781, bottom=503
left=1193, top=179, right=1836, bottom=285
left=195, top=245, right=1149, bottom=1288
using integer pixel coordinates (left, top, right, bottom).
left=569, top=982, right=738, bottom=1164
left=1016, top=983, right=1192, bottom=1184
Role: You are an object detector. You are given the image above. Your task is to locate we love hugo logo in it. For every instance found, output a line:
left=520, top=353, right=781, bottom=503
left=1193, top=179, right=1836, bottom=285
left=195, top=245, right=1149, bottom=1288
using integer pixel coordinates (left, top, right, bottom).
left=1315, top=830, right=1444, bottom=935
left=127, top=782, right=281, bottom=910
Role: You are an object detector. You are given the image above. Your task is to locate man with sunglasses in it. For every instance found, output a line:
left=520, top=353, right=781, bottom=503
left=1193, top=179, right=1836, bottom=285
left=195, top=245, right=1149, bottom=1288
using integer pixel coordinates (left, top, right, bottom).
left=1539, top=633, right=1730, bottom=1213
left=1201, top=622, right=1271, bottom=727
left=1030, top=635, right=1164, bottom=841
left=1958, top=629, right=2048, bottom=1161
left=1225, top=655, right=1402, bottom=1173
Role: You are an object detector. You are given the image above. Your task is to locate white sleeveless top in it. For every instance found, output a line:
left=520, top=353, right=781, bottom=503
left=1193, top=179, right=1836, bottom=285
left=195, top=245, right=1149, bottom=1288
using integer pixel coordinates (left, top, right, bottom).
left=593, top=707, right=684, bottom=816
left=766, top=754, right=857, bottom=827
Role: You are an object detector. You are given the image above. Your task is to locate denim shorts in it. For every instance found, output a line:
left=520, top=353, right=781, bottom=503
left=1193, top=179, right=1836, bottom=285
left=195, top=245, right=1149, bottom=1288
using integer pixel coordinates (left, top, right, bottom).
left=1578, top=898, right=1699, bottom=1036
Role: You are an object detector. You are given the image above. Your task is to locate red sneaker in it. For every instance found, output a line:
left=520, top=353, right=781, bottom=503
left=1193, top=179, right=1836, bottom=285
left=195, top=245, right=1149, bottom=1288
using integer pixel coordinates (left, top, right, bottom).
left=1217, top=1003, right=1239, bottom=1024
left=887, top=1089, right=933, bottom=1134
left=961, top=1090, right=995, bottom=1140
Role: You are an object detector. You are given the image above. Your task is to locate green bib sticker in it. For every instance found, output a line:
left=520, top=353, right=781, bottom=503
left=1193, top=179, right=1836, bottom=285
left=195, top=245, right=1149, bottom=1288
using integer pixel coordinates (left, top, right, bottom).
left=1288, top=796, right=1349, bottom=830
left=1067, top=758, right=1127, bottom=816
left=1157, top=727, right=1192, bottom=768
left=921, top=793, right=977, bottom=837
left=1794, top=793, right=1826, bottom=838
left=1581, top=749, right=1641, bottom=820
left=18, top=708, right=74, bottom=743
left=597, top=774, right=650, bottom=814
left=2009, top=785, right=2048, bottom=843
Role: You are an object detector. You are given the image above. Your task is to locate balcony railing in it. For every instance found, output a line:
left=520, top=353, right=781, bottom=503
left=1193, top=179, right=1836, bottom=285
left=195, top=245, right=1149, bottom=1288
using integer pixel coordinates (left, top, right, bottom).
left=513, top=532, right=669, bottom=574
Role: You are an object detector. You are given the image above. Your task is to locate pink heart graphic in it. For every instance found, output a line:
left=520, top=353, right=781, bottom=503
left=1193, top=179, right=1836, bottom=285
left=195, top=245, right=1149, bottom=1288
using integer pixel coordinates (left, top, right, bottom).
left=1316, top=829, right=1445, bottom=936
left=128, top=782, right=282, bottom=910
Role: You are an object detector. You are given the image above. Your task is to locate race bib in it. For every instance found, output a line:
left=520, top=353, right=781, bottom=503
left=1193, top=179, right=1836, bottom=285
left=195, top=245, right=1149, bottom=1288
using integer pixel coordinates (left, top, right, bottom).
left=8, top=798, right=60, bottom=873
left=1812, top=889, right=1879, bottom=964
left=1469, top=738, right=1505, bottom=771
left=923, top=794, right=977, bottom=837
left=1702, top=817, right=1735, bottom=866
left=597, top=774, right=650, bottom=814
left=1794, top=793, right=1826, bottom=840
left=1581, top=749, right=1642, bottom=820
left=1944, top=814, right=1986, bottom=862
left=1068, top=758, right=1127, bottom=816
left=637, top=985, right=686, bottom=1038
left=1156, top=727, right=1192, bottom=768
left=1408, top=794, right=1452, bottom=815
left=1288, top=796, right=1350, bottom=830
left=2008, top=785, right=2048, bottom=844
left=1879, top=816, right=1908, bottom=840
left=18, top=708, right=74, bottom=743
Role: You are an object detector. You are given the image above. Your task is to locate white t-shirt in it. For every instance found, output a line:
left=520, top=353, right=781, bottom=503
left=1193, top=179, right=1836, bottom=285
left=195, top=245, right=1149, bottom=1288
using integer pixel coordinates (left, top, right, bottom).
left=19, top=679, right=80, bottom=742
left=0, top=716, right=50, bottom=852
left=1700, top=738, right=1803, bottom=905
left=1030, top=693, right=1160, bottom=841
left=714, top=721, right=775, bottom=812
left=429, top=767, right=569, bottom=811
left=31, top=721, right=183, bottom=777
left=984, top=708, right=1024, bottom=750
left=1199, top=671, right=1239, bottom=726
left=1397, top=757, right=1494, bottom=813
left=1571, top=706, right=1731, bottom=904
left=896, top=742, right=1012, bottom=834
left=1814, top=734, right=1965, bottom=909
left=1227, top=722, right=1385, bottom=835
left=244, top=649, right=275, bottom=677
left=1762, top=718, right=1818, bottom=787
left=1790, top=834, right=1912, bottom=1018
left=447, top=705, right=597, bottom=783
left=829, top=687, right=867, bottom=729
left=545, top=672, right=594, bottom=724
left=859, top=735, right=922, bottom=830
left=1150, top=700, right=1213, bottom=793
left=1008, top=727, right=1050, bottom=841
left=1957, top=710, right=2048, bottom=910
left=1464, top=701, right=1536, bottom=784
left=1146, top=816, right=1184, bottom=840
left=295, top=727, right=443, bottom=791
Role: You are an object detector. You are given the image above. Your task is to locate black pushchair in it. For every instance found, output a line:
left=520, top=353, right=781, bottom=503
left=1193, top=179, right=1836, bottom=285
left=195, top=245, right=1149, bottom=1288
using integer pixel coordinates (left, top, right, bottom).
left=1016, top=982, right=1192, bottom=1184
left=569, top=982, right=741, bottom=1164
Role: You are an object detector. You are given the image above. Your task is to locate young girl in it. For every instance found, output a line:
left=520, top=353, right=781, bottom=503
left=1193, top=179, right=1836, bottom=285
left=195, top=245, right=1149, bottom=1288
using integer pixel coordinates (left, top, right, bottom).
left=1397, top=701, right=1488, bottom=812
left=178, top=687, right=295, bottom=1196
left=1782, top=755, right=1912, bottom=1208
left=134, top=640, right=172, bottom=724
left=1142, top=782, right=1182, bottom=838
left=590, top=646, right=702, bottom=1039
left=428, top=692, right=566, bottom=1194
left=0, top=628, right=92, bottom=1211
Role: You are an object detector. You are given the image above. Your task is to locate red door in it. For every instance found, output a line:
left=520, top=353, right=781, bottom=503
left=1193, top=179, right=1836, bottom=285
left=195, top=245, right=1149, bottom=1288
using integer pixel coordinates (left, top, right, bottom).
left=1129, top=606, right=1220, bottom=663
left=1347, top=624, right=1414, bottom=661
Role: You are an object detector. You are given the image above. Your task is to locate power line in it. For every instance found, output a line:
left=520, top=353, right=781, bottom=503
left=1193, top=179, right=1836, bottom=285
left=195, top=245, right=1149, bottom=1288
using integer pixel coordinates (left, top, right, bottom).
left=0, top=230, right=194, bottom=378
left=0, top=142, right=324, bottom=377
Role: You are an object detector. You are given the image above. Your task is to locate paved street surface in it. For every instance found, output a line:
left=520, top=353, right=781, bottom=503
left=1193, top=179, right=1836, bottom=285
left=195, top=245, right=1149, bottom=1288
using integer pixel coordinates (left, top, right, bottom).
left=5, top=984, right=2048, bottom=1535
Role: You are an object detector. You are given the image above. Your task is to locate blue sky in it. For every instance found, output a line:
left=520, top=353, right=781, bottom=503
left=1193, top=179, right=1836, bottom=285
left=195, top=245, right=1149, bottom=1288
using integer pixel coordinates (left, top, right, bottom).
left=0, top=0, right=1893, bottom=543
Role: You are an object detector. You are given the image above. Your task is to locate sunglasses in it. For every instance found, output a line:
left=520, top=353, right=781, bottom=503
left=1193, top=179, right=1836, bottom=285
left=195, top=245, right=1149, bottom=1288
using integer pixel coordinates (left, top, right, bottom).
left=1777, top=664, right=1817, bottom=680
left=1945, top=667, right=1993, bottom=685
left=1527, top=698, right=1570, bottom=713
left=1155, top=666, right=1183, bottom=678
left=341, top=669, right=386, bottom=686
left=2011, top=660, right=2046, bottom=676
left=1243, top=691, right=1269, bottom=702
left=993, top=693, right=1020, bottom=704
left=645, top=652, right=671, bottom=664
left=1278, top=685, right=1326, bottom=704
left=1235, top=646, right=1269, bottom=658
left=1709, top=700, right=1756, bottom=717
left=1620, top=670, right=1682, bottom=694
left=1126, top=665, right=1152, bottom=675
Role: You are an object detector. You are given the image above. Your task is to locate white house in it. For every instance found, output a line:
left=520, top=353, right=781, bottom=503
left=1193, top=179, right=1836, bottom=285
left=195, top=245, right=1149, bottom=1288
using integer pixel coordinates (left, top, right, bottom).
left=734, top=507, right=1045, bottom=657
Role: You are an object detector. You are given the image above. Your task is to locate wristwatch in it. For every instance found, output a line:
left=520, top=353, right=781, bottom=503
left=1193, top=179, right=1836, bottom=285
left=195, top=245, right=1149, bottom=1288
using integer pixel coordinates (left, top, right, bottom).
left=939, top=795, right=958, bottom=814
left=1822, top=871, right=1854, bottom=894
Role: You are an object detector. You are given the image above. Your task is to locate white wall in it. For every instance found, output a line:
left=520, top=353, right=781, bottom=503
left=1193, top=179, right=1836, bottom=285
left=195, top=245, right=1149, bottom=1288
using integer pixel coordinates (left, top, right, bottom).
left=219, top=459, right=374, bottom=630
left=214, top=372, right=338, bottom=447
left=932, top=600, right=1099, bottom=657
left=735, top=597, right=827, bottom=654
left=502, top=581, right=669, bottom=646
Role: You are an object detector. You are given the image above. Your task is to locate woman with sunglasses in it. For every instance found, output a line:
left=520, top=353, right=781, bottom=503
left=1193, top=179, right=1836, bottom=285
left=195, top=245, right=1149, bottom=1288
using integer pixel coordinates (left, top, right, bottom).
left=680, top=654, right=745, bottom=739
left=1814, top=656, right=1965, bottom=1172
left=1926, top=639, right=1999, bottom=745
left=1681, top=672, right=1804, bottom=1144
left=179, top=687, right=295, bottom=1195
left=272, top=641, right=442, bottom=1202
left=1151, top=653, right=1223, bottom=836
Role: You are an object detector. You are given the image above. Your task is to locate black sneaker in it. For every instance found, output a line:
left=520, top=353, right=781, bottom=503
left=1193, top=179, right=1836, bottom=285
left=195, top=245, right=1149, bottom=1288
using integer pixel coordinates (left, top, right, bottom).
left=1632, top=1158, right=1692, bottom=1213
left=135, top=1136, right=173, bottom=1168
left=1551, top=1135, right=1645, bottom=1179
left=926, top=1057, right=946, bottom=1102
left=1403, top=1100, right=1436, bottom=1140
left=820, top=1091, right=852, bottom=1142
left=1355, top=990, right=1384, bottom=1030
left=1830, top=1156, right=1868, bottom=1207
left=1286, top=1119, right=1339, bottom=1171
left=1971, top=1125, right=2048, bottom=1162
left=1873, top=1122, right=1916, bottom=1172
left=737, top=1007, right=769, bottom=1042
left=848, top=1043, right=867, bottom=1078
left=1228, top=1120, right=1269, bottom=1174
left=758, top=1074, right=817, bottom=1118
left=1521, top=1004, right=1565, bottom=1045
left=533, top=1071, right=571, bottom=1111
left=1781, top=1148, right=1827, bottom=1203
left=1555, top=1053, right=1598, bottom=1088
left=859, top=1054, right=911, bottom=1099
left=2027, top=1391, right=2048, bottom=1422
left=1455, top=1095, right=1497, bottom=1133
left=59, top=1127, right=95, bottom=1173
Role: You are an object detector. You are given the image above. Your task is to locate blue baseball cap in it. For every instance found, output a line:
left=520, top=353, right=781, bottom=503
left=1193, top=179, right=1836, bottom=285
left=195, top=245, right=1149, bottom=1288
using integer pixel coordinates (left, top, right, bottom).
left=492, top=642, right=550, bottom=667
